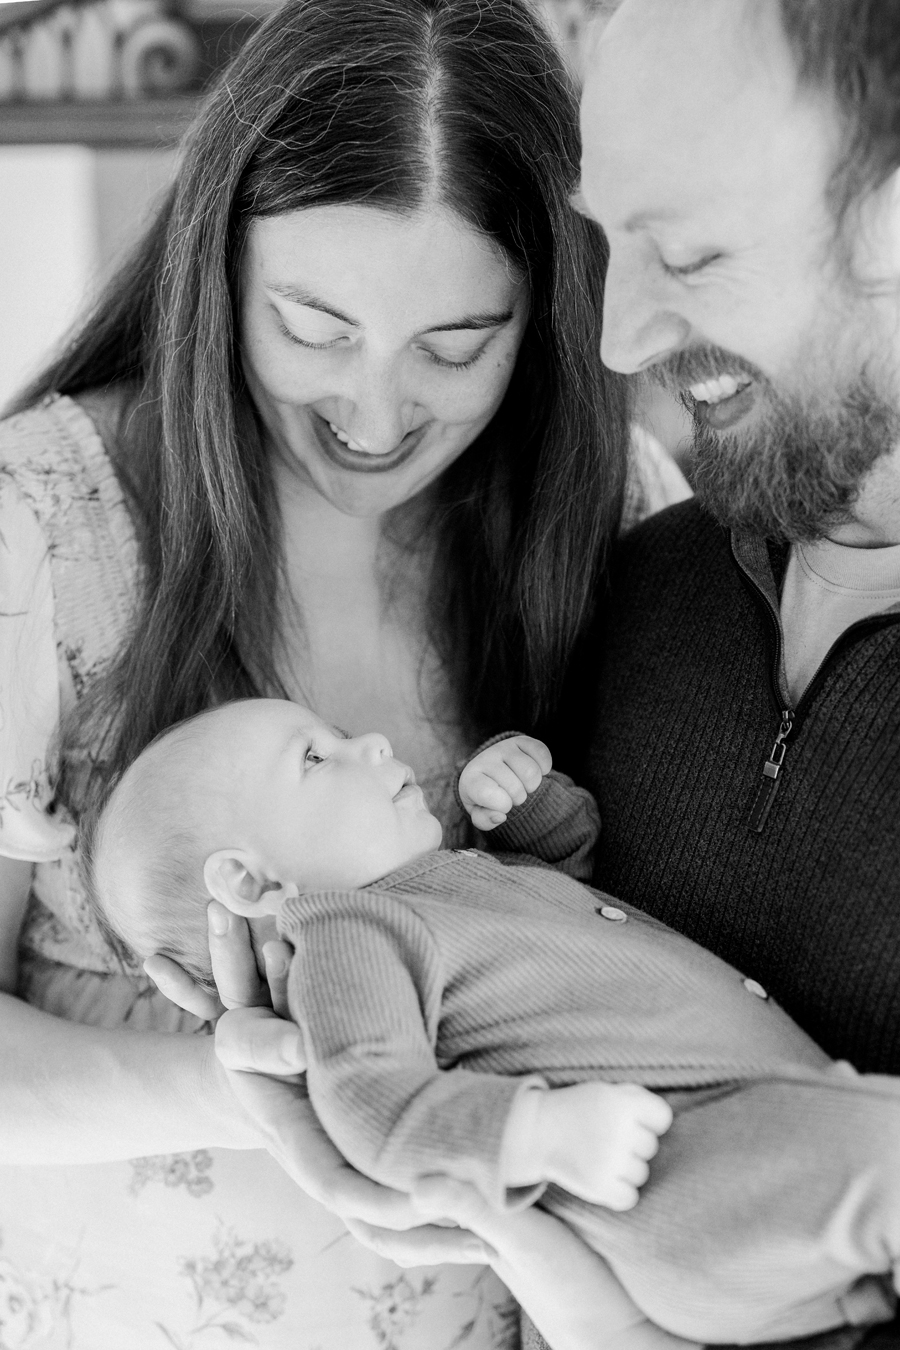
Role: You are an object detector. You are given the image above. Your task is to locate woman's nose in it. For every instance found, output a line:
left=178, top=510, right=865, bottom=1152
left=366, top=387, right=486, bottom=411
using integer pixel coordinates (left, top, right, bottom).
left=340, top=356, right=416, bottom=455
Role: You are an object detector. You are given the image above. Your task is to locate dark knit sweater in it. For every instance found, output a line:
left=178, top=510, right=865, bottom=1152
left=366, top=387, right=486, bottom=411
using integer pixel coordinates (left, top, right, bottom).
left=585, top=499, right=900, bottom=1075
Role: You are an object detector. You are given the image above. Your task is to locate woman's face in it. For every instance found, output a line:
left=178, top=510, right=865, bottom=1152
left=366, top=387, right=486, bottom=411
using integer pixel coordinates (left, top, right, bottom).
left=239, top=203, right=530, bottom=517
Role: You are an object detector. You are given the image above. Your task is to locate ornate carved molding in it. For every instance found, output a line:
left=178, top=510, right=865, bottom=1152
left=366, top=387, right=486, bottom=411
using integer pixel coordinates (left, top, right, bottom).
left=0, top=0, right=275, bottom=104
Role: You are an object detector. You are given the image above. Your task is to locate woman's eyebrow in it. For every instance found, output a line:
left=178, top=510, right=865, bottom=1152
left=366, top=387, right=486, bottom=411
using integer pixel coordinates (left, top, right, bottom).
left=267, top=284, right=358, bottom=326
left=267, top=283, right=513, bottom=336
left=423, top=309, right=514, bottom=334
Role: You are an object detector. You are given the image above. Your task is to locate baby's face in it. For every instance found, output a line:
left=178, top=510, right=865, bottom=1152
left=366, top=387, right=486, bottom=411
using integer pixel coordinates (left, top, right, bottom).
left=216, top=700, right=443, bottom=894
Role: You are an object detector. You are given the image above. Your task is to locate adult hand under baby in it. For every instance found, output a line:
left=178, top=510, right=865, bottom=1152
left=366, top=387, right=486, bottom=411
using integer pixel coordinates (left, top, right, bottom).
left=409, top=1177, right=698, bottom=1350
left=144, top=899, right=294, bottom=1021
left=151, top=900, right=494, bottom=1264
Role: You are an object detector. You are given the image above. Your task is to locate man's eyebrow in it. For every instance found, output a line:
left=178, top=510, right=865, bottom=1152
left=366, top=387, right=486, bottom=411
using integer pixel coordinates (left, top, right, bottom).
left=266, top=283, right=513, bottom=336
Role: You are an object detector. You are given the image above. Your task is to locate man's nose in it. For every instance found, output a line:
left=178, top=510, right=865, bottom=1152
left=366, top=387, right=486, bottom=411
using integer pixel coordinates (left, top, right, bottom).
left=340, top=354, right=416, bottom=455
left=600, top=252, right=692, bottom=375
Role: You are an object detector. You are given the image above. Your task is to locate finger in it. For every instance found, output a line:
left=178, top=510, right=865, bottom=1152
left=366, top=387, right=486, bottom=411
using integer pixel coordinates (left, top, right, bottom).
left=633, top=1125, right=661, bottom=1160
left=411, top=1174, right=496, bottom=1230
left=511, top=736, right=553, bottom=775
left=469, top=806, right=508, bottom=831
left=262, top=940, right=293, bottom=1018
left=345, top=1216, right=494, bottom=1267
left=636, top=1091, right=674, bottom=1135
left=208, top=901, right=268, bottom=1010
left=619, top=1156, right=650, bottom=1188
left=216, top=1005, right=306, bottom=1075
left=499, top=747, right=546, bottom=791
left=143, top=954, right=223, bottom=1020
left=605, top=1179, right=639, bottom=1212
left=478, top=763, right=528, bottom=806
left=464, top=771, right=514, bottom=813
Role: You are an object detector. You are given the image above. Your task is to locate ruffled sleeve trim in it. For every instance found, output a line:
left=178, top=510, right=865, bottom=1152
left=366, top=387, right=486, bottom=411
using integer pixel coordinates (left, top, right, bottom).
left=0, top=468, right=75, bottom=862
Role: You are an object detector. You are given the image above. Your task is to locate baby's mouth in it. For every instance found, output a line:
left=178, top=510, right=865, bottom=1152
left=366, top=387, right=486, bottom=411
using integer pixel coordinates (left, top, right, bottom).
left=392, top=764, right=419, bottom=800
left=688, top=373, right=755, bottom=430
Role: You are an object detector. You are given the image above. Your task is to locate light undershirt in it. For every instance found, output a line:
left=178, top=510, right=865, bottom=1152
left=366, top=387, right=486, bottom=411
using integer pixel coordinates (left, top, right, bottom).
left=780, top=538, right=900, bottom=704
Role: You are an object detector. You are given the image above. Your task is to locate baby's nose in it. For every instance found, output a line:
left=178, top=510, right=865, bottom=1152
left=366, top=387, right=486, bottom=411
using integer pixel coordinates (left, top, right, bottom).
left=351, top=731, right=393, bottom=763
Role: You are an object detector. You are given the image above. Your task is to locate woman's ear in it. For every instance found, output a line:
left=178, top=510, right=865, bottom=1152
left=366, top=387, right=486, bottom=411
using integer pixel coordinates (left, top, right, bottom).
left=203, top=850, right=297, bottom=916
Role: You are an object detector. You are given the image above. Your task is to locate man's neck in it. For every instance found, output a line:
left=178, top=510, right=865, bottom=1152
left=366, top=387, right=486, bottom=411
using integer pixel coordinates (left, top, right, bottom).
left=824, top=443, right=900, bottom=547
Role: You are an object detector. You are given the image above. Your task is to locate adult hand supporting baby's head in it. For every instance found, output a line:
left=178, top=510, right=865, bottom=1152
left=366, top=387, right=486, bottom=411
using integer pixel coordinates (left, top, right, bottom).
left=144, top=900, right=294, bottom=1022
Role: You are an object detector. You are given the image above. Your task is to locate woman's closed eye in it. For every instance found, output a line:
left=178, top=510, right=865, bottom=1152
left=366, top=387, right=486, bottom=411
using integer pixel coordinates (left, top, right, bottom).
left=279, top=322, right=352, bottom=352
left=423, top=345, right=486, bottom=372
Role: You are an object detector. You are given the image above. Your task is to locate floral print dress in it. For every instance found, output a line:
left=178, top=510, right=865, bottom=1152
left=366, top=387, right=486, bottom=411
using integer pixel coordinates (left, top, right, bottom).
left=0, top=396, right=519, bottom=1350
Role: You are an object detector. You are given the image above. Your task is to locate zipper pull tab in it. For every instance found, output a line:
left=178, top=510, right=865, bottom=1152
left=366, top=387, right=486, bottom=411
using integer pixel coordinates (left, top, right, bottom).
left=747, top=711, right=793, bottom=833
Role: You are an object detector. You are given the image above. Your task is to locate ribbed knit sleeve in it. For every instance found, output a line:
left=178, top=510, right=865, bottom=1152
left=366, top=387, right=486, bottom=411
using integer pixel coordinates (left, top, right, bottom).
left=277, top=889, right=546, bottom=1209
left=488, top=770, right=600, bottom=882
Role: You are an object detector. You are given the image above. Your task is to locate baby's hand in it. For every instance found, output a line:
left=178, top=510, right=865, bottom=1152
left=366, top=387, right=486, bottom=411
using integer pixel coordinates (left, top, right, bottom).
left=459, top=736, right=553, bottom=830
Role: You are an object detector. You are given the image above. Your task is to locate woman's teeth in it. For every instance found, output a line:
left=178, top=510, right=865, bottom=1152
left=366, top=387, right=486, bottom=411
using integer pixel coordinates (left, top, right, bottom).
left=328, top=421, right=366, bottom=453
left=689, top=374, right=751, bottom=405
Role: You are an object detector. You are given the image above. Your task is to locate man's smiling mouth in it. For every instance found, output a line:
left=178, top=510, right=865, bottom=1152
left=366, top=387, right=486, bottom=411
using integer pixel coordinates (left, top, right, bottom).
left=688, top=373, right=756, bottom=430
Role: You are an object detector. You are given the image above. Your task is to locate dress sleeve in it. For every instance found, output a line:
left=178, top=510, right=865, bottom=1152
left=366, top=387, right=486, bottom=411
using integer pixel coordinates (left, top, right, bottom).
left=0, top=471, right=75, bottom=862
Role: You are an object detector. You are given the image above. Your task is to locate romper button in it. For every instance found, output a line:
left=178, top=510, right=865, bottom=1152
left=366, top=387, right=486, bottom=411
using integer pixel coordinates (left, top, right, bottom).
left=743, top=978, right=768, bottom=1000
left=597, top=905, right=627, bottom=923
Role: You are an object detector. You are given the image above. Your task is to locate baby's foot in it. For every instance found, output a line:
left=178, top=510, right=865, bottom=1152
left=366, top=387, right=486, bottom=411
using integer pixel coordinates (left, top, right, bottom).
left=543, top=1081, right=673, bottom=1211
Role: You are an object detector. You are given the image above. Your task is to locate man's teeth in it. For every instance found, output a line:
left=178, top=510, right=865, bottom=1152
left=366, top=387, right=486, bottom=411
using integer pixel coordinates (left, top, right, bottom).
left=328, top=421, right=367, bottom=453
left=689, top=374, right=751, bottom=405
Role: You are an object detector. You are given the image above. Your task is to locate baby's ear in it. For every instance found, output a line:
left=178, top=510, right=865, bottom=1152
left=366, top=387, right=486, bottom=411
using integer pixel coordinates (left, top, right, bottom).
left=203, top=850, right=297, bottom=916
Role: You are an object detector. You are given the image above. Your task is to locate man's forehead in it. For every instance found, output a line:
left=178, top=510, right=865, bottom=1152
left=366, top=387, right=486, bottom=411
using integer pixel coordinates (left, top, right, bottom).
left=583, top=0, right=796, bottom=141
left=579, top=0, right=835, bottom=227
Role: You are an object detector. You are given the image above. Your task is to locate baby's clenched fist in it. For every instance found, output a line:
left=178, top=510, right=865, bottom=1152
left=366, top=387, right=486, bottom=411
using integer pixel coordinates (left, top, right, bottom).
left=459, top=736, right=553, bottom=831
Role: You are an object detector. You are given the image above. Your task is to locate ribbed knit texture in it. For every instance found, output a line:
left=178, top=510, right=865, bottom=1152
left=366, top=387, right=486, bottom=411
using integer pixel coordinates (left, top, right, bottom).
left=588, top=499, right=900, bottom=1074
left=276, top=770, right=900, bottom=1342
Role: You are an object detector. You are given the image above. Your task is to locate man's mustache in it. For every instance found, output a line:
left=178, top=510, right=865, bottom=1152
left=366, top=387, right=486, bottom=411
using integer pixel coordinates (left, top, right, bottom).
left=646, top=345, right=765, bottom=398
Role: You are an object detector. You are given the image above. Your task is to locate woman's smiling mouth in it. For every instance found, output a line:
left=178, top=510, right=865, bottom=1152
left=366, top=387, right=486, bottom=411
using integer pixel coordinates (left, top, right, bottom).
left=312, top=412, right=427, bottom=473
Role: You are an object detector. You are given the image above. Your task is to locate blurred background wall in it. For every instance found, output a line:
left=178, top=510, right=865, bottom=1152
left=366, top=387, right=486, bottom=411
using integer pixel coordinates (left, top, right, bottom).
left=0, top=144, right=175, bottom=404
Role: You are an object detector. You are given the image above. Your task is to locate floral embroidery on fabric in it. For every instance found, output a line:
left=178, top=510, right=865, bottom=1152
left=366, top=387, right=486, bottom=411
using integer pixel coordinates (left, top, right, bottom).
left=155, top=1224, right=294, bottom=1348
left=447, top=1271, right=520, bottom=1350
left=0, top=761, right=48, bottom=828
left=353, top=1274, right=438, bottom=1349
left=128, top=1151, right=215, bottom=1199
left=0, top=1230, right=114, bottom=1350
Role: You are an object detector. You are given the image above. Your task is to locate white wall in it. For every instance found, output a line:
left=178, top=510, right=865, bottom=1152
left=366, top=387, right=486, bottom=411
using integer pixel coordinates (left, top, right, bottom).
left=0, top=144, right=96, bottom=406
left=0, top=144, right=176, bottom=408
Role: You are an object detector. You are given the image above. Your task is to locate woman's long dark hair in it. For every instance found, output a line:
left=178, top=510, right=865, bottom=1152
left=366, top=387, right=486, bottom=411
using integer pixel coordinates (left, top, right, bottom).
left=12, top=0, right=629, bottom=809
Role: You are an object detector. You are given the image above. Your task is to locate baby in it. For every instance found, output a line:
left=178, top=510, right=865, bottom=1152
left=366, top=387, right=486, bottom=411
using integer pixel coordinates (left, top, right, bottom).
left=90, top=698, right=900, bottom=1346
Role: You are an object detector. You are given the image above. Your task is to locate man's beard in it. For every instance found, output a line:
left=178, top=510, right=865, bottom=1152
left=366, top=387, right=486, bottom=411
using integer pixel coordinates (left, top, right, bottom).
left=650, top=345, right=900, bottom=542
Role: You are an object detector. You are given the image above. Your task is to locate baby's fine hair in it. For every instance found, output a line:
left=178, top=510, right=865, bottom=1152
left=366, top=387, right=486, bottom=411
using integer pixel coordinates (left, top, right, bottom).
left=86, top=708, right=233, bottom=994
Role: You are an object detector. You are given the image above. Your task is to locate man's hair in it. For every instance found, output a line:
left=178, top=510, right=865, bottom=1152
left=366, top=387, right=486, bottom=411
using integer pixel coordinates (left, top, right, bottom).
left=779, top=1, right=900, bottom=218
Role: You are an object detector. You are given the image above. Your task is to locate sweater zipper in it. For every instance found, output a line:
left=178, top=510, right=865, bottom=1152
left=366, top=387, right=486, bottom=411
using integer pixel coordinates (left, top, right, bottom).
left=735, top=563, right=900, bottom=833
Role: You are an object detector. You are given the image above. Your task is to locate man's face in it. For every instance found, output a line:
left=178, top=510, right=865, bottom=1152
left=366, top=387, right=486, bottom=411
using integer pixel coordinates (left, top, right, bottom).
left=580, top=0, right=900, bottom=541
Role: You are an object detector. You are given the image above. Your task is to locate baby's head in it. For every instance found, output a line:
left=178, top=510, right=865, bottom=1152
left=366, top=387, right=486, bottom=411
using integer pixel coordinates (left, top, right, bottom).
left=90, top=699, right=443, bottom=987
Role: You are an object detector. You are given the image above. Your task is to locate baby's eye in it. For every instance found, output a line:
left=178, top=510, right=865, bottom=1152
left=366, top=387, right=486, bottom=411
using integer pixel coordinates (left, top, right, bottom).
left=304, top=746, right=326, bottom=766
